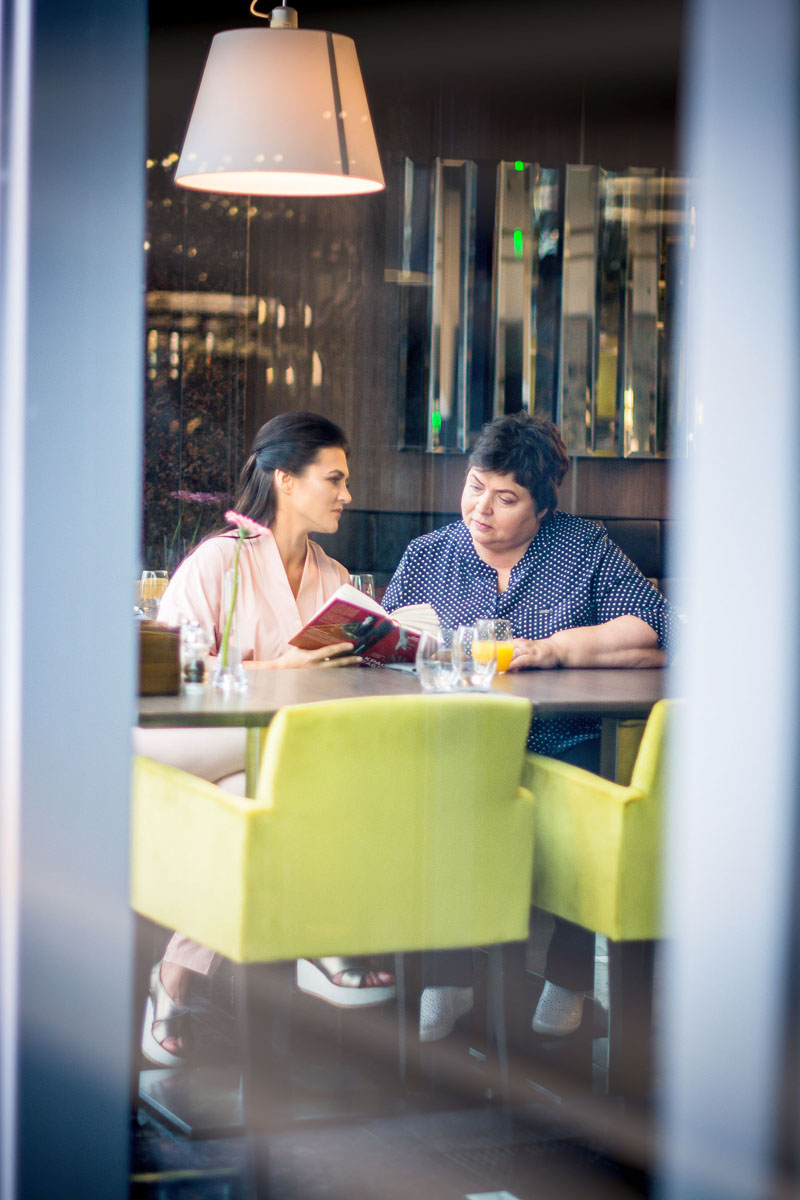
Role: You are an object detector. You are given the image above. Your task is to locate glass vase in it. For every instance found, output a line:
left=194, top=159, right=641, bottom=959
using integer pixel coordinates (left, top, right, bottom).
left=213, top=568, right=248, bottom=693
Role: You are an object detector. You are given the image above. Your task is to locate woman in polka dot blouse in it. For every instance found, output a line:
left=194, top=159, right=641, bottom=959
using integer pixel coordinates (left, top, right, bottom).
left=383, top=411, right=680, bottom=1043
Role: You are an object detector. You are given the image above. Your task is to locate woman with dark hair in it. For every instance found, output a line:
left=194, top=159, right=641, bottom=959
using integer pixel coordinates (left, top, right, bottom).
left=383, top=411, right=678, bottom=1042
left=160, top=410, right=355, bottom=666
left=136, top=412, right=395, bottom=1066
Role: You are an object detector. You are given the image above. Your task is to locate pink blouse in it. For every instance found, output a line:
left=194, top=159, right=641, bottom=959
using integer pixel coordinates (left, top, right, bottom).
left=158, top=529, right=348, bottom=662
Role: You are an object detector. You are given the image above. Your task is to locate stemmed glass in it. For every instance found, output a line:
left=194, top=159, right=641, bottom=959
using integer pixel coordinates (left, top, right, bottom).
left=138, top=570, right=168, bottom=619
left=349, top=573, right=375, bottom=600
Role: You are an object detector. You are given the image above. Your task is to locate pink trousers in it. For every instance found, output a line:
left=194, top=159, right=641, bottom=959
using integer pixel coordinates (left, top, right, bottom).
left=133, top=726, right=247, bottom=976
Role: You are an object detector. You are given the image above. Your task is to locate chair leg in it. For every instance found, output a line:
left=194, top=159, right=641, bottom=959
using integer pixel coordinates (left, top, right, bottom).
left=486, top=945, right=509, bottom=1101
left=235, top=961, right=286, bottom=1199
left=607, top=939, right=656, bottom=1099
left=131, top=915, right=165, bottom=1114
left=394, top=952, right=407, bottom=1084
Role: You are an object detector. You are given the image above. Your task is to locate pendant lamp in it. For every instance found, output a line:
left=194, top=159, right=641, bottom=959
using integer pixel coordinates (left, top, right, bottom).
left=175, top=2, right=384, bottom=197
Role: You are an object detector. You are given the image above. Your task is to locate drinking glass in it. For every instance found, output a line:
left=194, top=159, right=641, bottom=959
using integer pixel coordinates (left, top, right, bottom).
left=152, top=569, right=169, bottom=597
left=180, top=621, right=213, bottom=692
left=493, top=619, right=514, bottom=673
left=349, top=573, right=376, bottom=600
left=415, top=629, right=457, bottom=692
left=452, top=624, right=496, bottom=690
left=472, top=620, right=498, bottom=686
left=138, top=571, right=161, bottom=619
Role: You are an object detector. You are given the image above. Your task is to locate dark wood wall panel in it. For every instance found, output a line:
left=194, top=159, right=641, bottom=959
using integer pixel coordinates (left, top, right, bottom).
left=559, top=458, right=670, bottom=520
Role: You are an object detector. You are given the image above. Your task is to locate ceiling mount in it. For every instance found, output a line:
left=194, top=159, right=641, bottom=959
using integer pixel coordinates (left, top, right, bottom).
left=175, top=2, right=384, bottom=197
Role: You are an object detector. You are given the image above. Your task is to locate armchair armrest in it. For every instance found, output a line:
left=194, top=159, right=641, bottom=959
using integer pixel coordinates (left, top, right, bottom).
left=524, top=752, right=647, bottom=940
left=131, top=755, right=271, bottom=960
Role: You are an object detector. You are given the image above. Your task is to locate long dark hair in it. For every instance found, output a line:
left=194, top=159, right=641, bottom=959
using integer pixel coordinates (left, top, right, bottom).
left=233, top=411, right=349, bottom=527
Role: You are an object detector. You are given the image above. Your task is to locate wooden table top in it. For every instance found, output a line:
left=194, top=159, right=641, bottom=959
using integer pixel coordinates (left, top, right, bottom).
left=137, top=666, right=671, bottom=728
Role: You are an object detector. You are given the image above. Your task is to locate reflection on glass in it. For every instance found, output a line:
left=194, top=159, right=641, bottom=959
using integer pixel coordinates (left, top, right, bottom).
left=492, top=163, right=562, bottom=423
left=559, top=165, right=598, bottom=455
left=594, top=168, right=624, bottom=455
left=492, top=161, right=534, bottom=415
left=622, top=169, right=660, bottom=456
left=599, top=169, right=694, bottom=457
left=390, top=158, right=434, bottom=449
left=428, top=159, right=477, bottom=452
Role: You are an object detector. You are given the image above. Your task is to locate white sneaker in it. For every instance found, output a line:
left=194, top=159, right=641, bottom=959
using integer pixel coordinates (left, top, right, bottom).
left=531, top=981, right=585, bottom=1036
left=419, top=986, right=474, bottom=1042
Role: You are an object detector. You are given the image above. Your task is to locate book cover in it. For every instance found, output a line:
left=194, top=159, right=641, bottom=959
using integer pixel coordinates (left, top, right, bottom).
left=289, top=585, right=430, bottom=666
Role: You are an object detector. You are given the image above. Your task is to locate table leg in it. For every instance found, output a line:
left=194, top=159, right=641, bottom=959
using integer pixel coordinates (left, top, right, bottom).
left=599, top=717, right=620, bottom=781
left=245, top=727, right=268, bottom=799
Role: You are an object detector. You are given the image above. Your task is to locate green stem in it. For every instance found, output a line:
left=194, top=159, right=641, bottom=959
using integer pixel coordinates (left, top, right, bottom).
left=219, top=532, right=243, bottom=668
left=169, top=504, right=183, bottom=556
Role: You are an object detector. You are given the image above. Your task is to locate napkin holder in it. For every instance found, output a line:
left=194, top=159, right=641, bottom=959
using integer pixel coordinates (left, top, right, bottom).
left=138, top=620, right=180, bottom=695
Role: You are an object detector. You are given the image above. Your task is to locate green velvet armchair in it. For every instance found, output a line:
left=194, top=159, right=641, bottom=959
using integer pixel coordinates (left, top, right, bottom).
left=131, top=692, right=536, bottom=965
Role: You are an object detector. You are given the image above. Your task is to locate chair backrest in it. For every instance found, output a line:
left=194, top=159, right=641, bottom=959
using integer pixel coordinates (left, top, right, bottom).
left=235, top=692, right=535, bottom=961
left=527, top=698, right=673, bottom=942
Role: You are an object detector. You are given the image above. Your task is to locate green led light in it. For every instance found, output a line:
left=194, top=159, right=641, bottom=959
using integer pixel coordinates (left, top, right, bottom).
left=513, top=229, right=524, bottom=258
left=432, top=410, right=442, bottom=433
left=514, top=160, right=524, bottom=172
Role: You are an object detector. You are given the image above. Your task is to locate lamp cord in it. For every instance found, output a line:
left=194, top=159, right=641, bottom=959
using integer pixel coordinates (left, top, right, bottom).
left=250, top=0, right=295, bottom=24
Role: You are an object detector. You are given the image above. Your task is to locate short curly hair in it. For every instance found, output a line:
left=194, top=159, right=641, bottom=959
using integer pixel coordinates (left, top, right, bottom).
left=468, top=412, right=569, bottom=517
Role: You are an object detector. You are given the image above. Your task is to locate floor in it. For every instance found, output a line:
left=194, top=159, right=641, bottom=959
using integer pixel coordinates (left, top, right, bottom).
left=130, top=924, right=658, bottom=1200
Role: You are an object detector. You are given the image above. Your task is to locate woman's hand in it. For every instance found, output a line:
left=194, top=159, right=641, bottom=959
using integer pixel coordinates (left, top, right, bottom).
left=247, top=642, right=361, bottom=670
left=508, top=637, right=560, bottom=671
left=507, top=616, right=665, bottom=670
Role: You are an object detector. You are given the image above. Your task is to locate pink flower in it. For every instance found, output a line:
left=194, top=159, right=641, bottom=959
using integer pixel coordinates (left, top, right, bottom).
left=191, top=491, right=228, bottom=505
left=171, top=490, right=229, bottom=505
left=224, top=510, right=269, bottom=538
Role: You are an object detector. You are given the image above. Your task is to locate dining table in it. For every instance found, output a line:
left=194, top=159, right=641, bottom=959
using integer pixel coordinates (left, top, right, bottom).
left=138, top=663, right=672, bottom=789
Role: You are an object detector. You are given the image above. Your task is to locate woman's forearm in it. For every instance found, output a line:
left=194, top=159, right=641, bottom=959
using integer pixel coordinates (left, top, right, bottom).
left=509, top=615, right=665, bottom=670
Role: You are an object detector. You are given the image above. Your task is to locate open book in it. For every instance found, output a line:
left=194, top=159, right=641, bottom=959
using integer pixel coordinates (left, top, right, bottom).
left=289, top=584, right=439, bottom=666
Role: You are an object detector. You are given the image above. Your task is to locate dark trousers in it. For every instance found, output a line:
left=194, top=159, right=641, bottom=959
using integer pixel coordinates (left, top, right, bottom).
left=423, top=737, right=601, bottom=993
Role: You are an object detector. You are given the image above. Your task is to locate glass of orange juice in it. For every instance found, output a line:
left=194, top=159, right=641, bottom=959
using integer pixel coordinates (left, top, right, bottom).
left=494, top=619, right=514, bottom=673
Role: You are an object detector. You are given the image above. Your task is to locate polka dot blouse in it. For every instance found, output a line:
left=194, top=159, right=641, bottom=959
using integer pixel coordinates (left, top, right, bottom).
left=382, top=511, right=680, bottom=756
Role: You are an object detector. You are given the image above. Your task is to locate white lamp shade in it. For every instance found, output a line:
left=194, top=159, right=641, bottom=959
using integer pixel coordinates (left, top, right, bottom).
left=175, top=27, right=385, bottom=196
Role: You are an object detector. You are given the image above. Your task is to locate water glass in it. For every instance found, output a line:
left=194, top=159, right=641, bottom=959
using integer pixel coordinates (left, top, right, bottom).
left=180, top=621, right=213, bottom=692
left=471, top=621, right=498, bottom=686
left=415, top=629, right=457, bottom=692
left=349, top=573, right=375, bottom=600
left=452, top=624, right=497, bottom=690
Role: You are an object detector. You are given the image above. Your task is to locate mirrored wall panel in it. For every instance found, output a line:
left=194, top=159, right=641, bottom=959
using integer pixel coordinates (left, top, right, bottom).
left=388, top=159, right=434, bottom=449
left=490, top=162, right=693, bottom=456
left=491, top=162, right=533, bottom=415
left=390, top=158, right=478, bottom=452
left=558, top=165, right=598, bottom=454
left=428, top=160, right=477, bottom=452
left=490, top=162, right=564, bottom=424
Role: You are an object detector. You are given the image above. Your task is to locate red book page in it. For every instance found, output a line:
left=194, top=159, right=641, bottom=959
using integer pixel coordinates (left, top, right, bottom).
left=290, top=597, right=420, bottom=664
